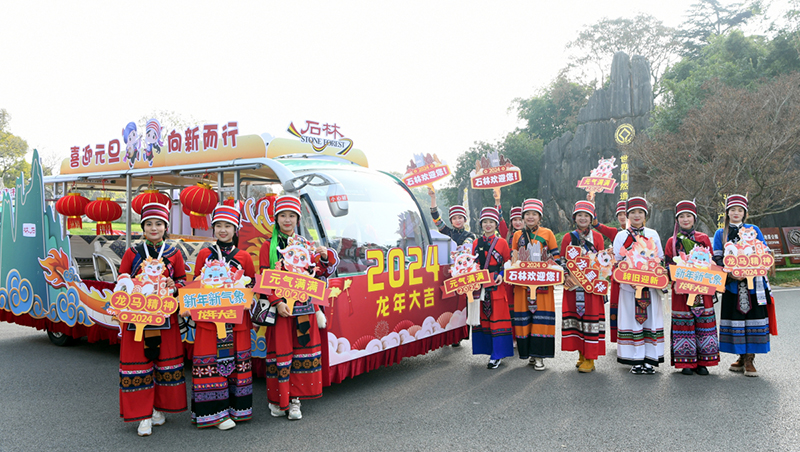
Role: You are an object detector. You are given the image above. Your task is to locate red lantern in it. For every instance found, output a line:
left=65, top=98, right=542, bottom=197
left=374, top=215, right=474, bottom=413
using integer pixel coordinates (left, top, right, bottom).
left=132, top=189, right=171, bottom=214
left=55, top=192, right=90, bottom=229
left=85, top=197, right=122, bottom=235
left=180, top=182, right=218, bottom=230
left=256, top=194, right=277, bottom=222
left=222, top=197, right=235, bottom=207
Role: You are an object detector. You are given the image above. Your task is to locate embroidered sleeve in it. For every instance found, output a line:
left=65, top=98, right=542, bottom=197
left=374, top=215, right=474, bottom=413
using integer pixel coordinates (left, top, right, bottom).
left=431, top=207, right=453, bottom=236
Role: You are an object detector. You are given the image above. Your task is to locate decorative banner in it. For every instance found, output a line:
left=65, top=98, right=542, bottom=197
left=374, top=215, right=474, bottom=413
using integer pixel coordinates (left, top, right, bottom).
left=669, top=265, right=727, bottom=304
left=107, top=290, right=179, bottom=341
left=762, top=227, right=786, bottom=266
left=402, top=155, right=451, bottom=189
left=444, top=246, right=489, bottom=296
left=321, top=245, right=467, bottom=367
left=469, top=151, right=521, bottom=189
left=179, top=287, right=254, bottom=339
left=613, top=235, right=668, bottom=298
left=613, top=261, right=669, bottom=298
left=254, top=270, right=329, bottom=311
left=577, top=157, right=618, bottom=196
left=669, top=243, right=726, bottom=305
left=564, top=245, right=615, bottom=296
left=443, top=269, right=491, bottom=295
left=723, top=253, right=775, bottom=291
left=505, top=261, right=564, bottom=298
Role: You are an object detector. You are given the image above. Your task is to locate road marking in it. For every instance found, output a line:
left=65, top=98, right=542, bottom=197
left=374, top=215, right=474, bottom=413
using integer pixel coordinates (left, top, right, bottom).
left=772, top=287, right=800, bottom=292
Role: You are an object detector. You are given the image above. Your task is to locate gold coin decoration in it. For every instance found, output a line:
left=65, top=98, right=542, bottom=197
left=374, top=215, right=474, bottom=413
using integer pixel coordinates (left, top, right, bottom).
left=615, top=124, right=635, bottom=145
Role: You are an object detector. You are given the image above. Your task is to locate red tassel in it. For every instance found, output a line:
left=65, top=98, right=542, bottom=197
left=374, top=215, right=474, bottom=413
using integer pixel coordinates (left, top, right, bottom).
left=189, top=212, right=209, bottom=230
left=67, top=216, right=83, bottom=229
left=96, top=221, right=113, bottom=235
left=768, top=296, right=778, bottom=336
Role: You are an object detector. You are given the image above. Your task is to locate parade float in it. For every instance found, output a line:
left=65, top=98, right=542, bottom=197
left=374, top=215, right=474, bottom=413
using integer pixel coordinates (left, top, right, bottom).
left=0, top=118, right=466, bottom=385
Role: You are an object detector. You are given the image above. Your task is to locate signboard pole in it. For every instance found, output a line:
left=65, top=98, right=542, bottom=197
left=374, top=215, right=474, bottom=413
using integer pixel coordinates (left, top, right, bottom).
left=125, top=175, right=131, bottom=249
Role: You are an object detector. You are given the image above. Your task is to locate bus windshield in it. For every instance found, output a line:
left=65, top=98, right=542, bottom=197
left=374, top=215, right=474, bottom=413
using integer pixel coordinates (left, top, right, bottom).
left=302, top=169, right=429, bottom=275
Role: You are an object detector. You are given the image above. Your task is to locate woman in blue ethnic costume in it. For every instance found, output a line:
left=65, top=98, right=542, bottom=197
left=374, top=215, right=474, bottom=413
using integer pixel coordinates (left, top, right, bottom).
left=428, top=188, right=476, bottom=246
left=712, top=194, right=772, bottom=377
left=612, top=197, right=665, bottom=375
left=428, top=187, right=476, bottom=347
left=665, top=200, right=719, bottom=376
left=191, top=205, right=255, bottom=429
left=258, top=195, right=336, bottom=419
left=471, top=207, right=513, bottom=369
left=117, top=203, right=187, bottom=436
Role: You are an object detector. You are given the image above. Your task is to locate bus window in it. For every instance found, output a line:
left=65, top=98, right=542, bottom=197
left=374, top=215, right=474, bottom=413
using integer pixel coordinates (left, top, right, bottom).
left=299, top=197, right=322, bottom=244
left=300, top=169, right=429, bottom=276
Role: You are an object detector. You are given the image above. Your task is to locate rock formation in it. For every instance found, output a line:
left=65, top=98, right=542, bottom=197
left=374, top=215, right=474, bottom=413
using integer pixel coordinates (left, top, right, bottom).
left=537, top=52, right=674, bottom=238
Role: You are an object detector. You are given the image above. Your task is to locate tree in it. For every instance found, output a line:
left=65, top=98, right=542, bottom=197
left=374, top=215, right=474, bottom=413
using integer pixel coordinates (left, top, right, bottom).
left=653, top=29, right=800, bottom=134
left=564, top=14, right=683, bottom=97
left=442, top=132, right=543, bottom=229
left=512, top=76, right=593, bottom=144
left=679, top=0, right=764, bottom=56
left=0, top=109, right=31, bottom=187
left=630, top=73, right=800, bottom=232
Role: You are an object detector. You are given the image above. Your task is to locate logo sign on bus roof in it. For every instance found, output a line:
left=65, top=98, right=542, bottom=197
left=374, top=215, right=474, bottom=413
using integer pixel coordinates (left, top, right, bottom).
left=287, top=120, right=354, bottom=156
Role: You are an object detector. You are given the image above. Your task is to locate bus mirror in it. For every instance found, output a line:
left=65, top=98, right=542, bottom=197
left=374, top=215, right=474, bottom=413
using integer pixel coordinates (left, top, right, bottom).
left=326, top=183, right=348, bottom=217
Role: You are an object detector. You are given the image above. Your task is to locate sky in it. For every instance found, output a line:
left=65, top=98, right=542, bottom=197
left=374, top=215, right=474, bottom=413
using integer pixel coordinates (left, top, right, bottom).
left=1, top=0, right=794, bottom=176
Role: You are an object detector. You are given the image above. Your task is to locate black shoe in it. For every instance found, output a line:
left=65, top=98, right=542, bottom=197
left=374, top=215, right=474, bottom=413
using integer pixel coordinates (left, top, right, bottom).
left=643, top=364, right=656, bottom=374
left=630, top=365, right=644, bottom=374
left=451, top=341, right=461, bottom=347
left=681, top=368, right=694, bottom=376
left=487, top=359, right=501, bottom=369
left=695, top=366, right=709, bottom=376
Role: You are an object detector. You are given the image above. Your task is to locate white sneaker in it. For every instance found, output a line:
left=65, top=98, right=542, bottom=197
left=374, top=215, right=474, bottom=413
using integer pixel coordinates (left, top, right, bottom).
left=288, top=398, right=302, bottom=420
left=217, top=419, right=236, bottom=430
left=528, top=357, right=536, bottom=366
left=269, top=403, right=286, bottom=417
left=151, top=409, right=165, bottom=426
left=137, top=418, right=152, bottom=437
left=533, top=358, right=545, bottom=371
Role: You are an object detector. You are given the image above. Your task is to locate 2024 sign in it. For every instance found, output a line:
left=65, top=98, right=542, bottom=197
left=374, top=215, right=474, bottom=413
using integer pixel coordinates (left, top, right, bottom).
left=366, top=246, right=441, bottom=293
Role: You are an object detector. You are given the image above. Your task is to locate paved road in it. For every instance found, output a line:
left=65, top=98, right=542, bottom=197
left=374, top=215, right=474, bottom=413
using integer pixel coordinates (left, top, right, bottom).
left=1, top=288, right=798, bottom=452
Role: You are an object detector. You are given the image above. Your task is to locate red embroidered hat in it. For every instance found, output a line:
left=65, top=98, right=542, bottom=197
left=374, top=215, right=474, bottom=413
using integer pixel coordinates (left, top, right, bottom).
left=274, top=195, right=302, bottom=217
left=626, top=197, right=648, bottom=215
left=509, top=206, right=522, bottom=220
left=448, top=205, right=468, bottom=221
left=675, top=200, right=697, bottom=218
left=573, top=200, right=596, bottom=219
left=615, top=200, right=627, bottom=215
left=726, top=194, right=748, bottom=212
left=141, top=202, right=170, bottom=226
left=479, top=207, right=500, bottom=224
left=211, top=204, right=241, bottom=228
left=522, top=198, right=543, bottom=216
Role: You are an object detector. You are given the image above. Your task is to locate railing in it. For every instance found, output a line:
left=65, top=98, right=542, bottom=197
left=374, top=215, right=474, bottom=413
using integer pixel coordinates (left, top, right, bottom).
left=774, top=253, right=800, bottom=272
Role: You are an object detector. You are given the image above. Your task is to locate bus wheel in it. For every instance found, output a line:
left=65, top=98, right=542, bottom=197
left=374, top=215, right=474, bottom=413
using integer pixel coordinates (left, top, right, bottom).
left=47, top=330, right=76, bottom=346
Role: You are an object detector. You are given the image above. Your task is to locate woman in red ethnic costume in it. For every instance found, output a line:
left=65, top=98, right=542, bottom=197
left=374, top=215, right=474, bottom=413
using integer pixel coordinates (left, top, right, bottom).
left=592, top=200, right=627, bottom=343
left=664, top=200, right=720, bottom=376
left=258, top=195, right=335, bottom=420
left=560, top=201, right=606, bottom=373
left=117, top=203, right=187, bottom=437
left=191, top=204, right=256, bottom=429
left=471, top=207, right=513, bottom=369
